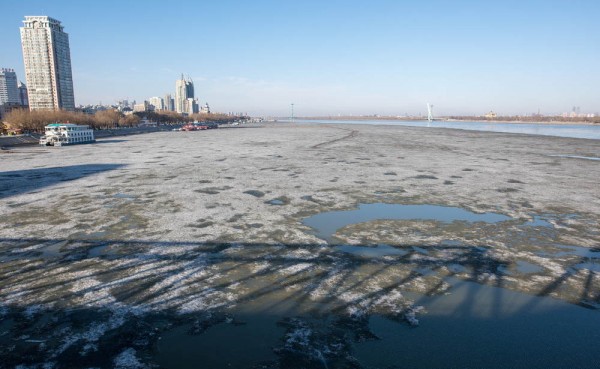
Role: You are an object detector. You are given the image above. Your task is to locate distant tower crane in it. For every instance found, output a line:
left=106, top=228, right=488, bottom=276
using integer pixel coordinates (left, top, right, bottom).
left=290, top=103, right=295, bottom=123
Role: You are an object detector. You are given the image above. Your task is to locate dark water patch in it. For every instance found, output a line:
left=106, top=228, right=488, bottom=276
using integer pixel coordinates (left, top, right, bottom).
left=462, top=168, right=475, bottom=171
left=355, top=278, right=600, bottom=369
left=496, top=188, right=519, bottom=193
left=228, top=214, right=244, bottom=223
left=450, top=175, right=462, bottom=178
left=383, top=172, right=397, bottom=176
left=195, top=187, right=232, bottom=195
left=303, top=203, right=511, bottom=243
left=187, top=221, right=214, bottom=229
left=88, top=243, right=111, bottom=257
left=412, top=175, right=438, bottom=180
left=114, top=193, right=136, bottom=200
left=244, top=190, right=265, bottom=198
left=156, top=314, right=283, bottom=369
left=266, top=197, right=290, bottom=206
left=552, top=245, right=600, bottom=258
left=523, top=216, right=552, bottom=228
left=336, top=244, right=409, bottom=258
left=412, top=246, right=429, bottom=255
left=516, top=260, right=543, bottom=274
left=501, top=260, right=544, bottom=275
left=443, top=180, right=454, bottom=185
left=301, top=195, right=317, bottom=202
left=198, top=180, right=212, bottom=184
left=507, top=179, right=525, bottom=184
left=574, top=260, right=600, bottom=272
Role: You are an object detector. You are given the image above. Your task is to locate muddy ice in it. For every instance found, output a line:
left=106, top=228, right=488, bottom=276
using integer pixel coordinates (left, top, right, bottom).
left=1, top=123, right=599, bottom=368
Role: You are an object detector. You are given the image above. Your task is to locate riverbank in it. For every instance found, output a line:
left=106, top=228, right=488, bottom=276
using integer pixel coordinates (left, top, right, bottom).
left=1, top=123, right=599, bottom=368
left=298, top=116, right=600, bottom=125
left=0, top=125, right=177, bottom=149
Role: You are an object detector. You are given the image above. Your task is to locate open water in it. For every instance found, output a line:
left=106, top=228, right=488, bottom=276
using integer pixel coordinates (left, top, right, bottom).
left=292, top=119, right=600, bottom=140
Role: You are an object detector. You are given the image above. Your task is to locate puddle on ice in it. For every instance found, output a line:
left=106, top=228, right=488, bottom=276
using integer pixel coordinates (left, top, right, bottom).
left=335, top=244, right=409, bottom=258
left=515, top=260, right=543, bottom=274
left=523, top=215, right=553, bottom=228
left=355, top=279, right=600, bottom=369
left=303, top=203, right=512, bottom=243
left=574, top=260, right=600, bottom=272
left=114, top=193, right=136, bottom=199
left=552, top=245, right=600, bottom=258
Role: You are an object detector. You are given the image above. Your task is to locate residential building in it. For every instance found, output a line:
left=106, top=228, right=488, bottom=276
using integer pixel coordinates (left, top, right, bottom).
left=0, top=68, right=20, bottom=105
left=186, top=98, right=199, bottom=115
left=175, top=74, right=194, bottom=114
left=20, top=16, right=75, bottom=111
left=149, top=96, right=164, bottom=111
left=133, top=101, right=150, bottom=112
left=164, top=94, right=174, bottom=111
left=18, top=81, right=28, bottom=107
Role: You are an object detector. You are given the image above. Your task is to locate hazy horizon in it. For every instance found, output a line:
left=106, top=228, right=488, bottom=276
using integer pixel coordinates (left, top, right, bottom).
left=1, top=0, right=598, bottom=117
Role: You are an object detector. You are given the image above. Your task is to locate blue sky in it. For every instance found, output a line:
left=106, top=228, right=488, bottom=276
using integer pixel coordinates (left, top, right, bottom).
left=1, top=0, right=598, bottom=116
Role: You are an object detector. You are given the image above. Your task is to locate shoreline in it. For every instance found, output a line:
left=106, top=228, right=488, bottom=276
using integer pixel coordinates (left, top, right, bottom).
left=295, top=117, right=600, bottom=126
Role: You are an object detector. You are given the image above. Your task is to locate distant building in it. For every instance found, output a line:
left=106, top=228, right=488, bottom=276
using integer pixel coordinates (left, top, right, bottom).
left=175, top=74, right=194, bottom=114
left=133, top=101, right=150, bottom=112
left=200, top=102, right=210, bottom=114
left=164, top=93, right=174, bottom=111
left=0, top=68, right=20, bottom=105
left=186, top=98, right=199, bottom=115
left=18, top=81, right=28, bottom=107
left=149, top=96, right=164, bottom=111
left=485, top=111, right=497, bottom=119
left=20, top=16, right=75, bottom=111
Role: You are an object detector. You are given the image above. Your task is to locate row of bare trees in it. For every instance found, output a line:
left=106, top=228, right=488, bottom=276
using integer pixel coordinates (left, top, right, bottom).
left=2, top=108, right=247, bottom=134
left=2, top=109, right=140, bottom=133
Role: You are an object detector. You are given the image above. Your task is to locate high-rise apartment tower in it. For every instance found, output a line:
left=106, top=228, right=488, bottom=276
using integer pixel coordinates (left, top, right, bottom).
left=175, top=74, right=194, bottom=114
left=0, top=68, right=20, bottom=105
left=20, top=16, right=75, bottom=111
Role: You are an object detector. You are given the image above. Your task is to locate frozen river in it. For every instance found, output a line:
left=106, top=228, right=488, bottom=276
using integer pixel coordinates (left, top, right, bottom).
left=1, top=123, right=599, bottom=368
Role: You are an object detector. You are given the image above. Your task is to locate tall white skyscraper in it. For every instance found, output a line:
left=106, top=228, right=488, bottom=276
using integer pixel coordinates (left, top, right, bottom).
left=164, top=93, right=174, bottom=111
left=20, top=16, right=75, bottom=111
left=175, top=74, right=194, bottom=114
left=0, top=68, right=20, bottom=105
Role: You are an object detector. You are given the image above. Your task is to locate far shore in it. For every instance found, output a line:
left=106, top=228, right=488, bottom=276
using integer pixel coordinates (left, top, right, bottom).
left=294, top=117, right=600, bottom=126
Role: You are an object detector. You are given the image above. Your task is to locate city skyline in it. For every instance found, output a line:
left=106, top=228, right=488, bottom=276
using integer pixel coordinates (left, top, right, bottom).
left=0, top=0, right=598, bottom=116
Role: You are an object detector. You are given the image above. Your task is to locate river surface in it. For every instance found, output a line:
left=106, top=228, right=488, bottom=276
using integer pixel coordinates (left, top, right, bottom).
left=291, top=119, right=600, bottom=140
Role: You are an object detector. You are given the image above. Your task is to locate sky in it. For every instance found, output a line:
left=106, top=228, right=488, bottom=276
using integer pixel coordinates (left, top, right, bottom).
left=1, top=0, right=598, bottom=116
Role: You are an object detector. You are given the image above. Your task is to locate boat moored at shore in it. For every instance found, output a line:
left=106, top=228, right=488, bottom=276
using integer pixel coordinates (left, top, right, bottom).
left=39, top=123, right=95, bottom=146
